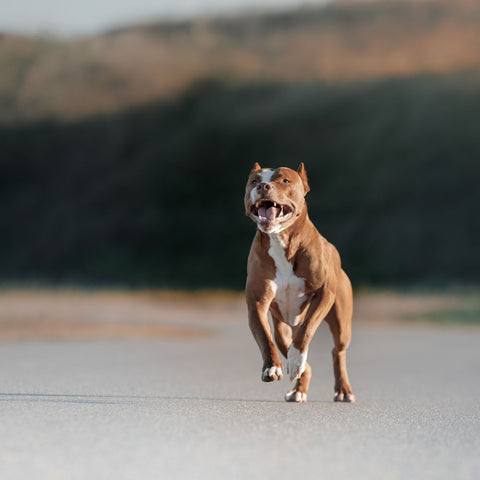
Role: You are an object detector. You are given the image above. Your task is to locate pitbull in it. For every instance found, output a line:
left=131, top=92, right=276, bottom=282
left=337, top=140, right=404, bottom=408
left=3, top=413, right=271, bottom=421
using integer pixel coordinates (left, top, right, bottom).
left=244, top=162, right=355, bottom=403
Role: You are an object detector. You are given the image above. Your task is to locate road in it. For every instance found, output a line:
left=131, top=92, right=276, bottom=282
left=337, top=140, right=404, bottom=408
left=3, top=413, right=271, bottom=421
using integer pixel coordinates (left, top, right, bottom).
left=0, top=305, right=479, bottom=479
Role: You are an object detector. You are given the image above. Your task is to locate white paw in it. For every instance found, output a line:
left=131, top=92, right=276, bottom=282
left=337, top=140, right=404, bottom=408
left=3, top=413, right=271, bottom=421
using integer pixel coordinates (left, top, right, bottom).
left=262, top=366, right=283, bottom=382
left=334, top=392, right=356, bottom=403
left=286, top=345, right=307, bottom=380
left=285, top=390, right=307, bottom=403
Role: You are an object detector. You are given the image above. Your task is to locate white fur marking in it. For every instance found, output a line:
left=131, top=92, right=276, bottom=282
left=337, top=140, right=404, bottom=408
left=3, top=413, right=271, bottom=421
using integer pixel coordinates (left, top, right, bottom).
left=285, top=390, right=307, bottom=403
left=260, top=170, right=275, bottom=183
left=287, top=344, right=308, bottom=380
left=262, top=366, right=283, bottom=381
left=334, top=392, right=356, bottom=403
left=268, top=235, right=306, bottom=326
left=250, top=169, right=275, bottom=203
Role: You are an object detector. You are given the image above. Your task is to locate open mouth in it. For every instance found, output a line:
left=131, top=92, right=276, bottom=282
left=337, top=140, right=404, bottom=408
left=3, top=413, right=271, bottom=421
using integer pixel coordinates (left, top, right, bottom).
left=250, top=200, right=294, bottom=224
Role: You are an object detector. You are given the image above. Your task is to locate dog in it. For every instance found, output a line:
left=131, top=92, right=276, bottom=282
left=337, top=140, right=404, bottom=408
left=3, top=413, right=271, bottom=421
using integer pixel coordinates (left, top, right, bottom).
left=244, top=162, right=355, bottom=403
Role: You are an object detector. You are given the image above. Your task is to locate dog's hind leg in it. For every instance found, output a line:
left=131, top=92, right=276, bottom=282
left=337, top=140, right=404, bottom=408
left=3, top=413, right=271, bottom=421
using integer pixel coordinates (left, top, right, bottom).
left=272, top=316, right=311, bottom=403
left=325, top=269, right=355, bottom=403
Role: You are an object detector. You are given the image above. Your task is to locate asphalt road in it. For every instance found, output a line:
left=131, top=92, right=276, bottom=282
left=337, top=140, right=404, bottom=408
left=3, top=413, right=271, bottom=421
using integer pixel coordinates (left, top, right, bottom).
left=1, top=316, right=479, bottom=480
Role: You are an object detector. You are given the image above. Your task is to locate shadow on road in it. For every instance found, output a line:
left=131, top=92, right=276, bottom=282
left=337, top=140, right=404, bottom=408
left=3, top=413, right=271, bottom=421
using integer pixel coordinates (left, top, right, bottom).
left=0, top=392, right=333, bottom=405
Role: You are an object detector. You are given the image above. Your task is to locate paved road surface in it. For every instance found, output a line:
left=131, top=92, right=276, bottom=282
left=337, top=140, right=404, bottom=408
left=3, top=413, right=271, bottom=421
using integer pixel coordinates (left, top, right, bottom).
left=1, top=315, right=479, bottom=479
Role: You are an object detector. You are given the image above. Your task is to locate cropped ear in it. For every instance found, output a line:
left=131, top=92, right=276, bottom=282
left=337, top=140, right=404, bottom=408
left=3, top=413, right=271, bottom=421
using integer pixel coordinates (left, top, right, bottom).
left=251, top=162, right=261, bottom=172
left=297, top=162, right=310, bottom=195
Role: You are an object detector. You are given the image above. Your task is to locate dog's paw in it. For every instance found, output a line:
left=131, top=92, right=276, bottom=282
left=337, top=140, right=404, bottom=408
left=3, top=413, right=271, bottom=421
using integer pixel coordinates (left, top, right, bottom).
left=285, top=389, right=307, bottom=403
left=262, top=366, right=283, bottom=382
left=286, top=345, right=307, bottom=380
left=334, top=392, right=356, bottom=403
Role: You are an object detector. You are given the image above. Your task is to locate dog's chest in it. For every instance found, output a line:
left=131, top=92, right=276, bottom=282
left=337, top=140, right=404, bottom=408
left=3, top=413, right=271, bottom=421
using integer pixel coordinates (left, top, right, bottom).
left=268, top=235, right=307, bottom=326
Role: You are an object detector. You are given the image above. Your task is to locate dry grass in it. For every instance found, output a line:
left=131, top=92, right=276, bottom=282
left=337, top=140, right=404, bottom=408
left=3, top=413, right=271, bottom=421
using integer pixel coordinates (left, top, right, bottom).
left=3, top=1, right=480, bottom=121
left=0, top=288, right=475, bottom=342
left=0, top=289, right=222, bottom=342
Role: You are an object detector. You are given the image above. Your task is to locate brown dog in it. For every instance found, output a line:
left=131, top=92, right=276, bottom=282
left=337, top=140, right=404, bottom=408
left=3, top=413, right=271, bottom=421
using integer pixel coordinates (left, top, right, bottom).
left=244, top=163, right=355, bottom=403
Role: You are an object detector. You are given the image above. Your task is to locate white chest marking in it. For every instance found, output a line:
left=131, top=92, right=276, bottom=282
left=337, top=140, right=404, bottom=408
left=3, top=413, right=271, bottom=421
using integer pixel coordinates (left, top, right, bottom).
left=268, top=234, right=306, bottom=326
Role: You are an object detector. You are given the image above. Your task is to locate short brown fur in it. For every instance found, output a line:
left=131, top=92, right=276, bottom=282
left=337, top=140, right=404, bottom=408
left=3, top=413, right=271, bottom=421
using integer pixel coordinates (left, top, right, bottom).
left=244, top=163, right=355, bottom=402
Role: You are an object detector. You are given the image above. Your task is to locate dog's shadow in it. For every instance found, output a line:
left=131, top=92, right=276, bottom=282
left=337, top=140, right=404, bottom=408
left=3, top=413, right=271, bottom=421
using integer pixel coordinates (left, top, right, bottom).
left=0, top=392, right=329, bottom=405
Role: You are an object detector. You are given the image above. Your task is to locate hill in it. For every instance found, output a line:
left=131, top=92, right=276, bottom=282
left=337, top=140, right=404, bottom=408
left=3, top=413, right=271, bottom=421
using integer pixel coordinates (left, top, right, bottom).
left=1, top=1, right=479, bottom=288
left=2, top=0, right=480, bottom=122
left=1, top=75, right=479, bottom=288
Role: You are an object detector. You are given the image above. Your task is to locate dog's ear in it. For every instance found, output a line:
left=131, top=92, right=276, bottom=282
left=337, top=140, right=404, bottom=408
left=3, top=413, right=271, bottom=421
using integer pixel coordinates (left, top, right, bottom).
left=251, top=162, right=261, bottom=173
left=297, top=162, right=310, bottom=195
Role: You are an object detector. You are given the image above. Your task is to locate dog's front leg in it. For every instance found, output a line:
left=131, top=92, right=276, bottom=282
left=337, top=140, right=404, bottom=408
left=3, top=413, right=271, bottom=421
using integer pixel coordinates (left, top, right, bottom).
left=287, top=287, right=336, bottom=380
left=247, top=300, right=284, bottom=382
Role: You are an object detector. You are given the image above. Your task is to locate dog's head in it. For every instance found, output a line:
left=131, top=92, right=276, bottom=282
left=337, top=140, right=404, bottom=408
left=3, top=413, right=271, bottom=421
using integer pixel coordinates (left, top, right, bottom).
left=244, top=163, right=310, bottom=234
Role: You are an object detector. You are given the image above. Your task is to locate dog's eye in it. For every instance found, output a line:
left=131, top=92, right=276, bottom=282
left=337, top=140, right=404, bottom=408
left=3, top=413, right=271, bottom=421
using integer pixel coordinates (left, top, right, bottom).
left=283, top=178, right=290, bottom=183
left=251, top=180, right=257, bottom=185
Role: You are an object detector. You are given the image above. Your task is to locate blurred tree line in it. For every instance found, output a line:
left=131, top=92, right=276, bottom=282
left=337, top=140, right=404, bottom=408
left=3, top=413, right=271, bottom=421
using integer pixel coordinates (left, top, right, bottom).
left=1, top=74, right=479, bottom=289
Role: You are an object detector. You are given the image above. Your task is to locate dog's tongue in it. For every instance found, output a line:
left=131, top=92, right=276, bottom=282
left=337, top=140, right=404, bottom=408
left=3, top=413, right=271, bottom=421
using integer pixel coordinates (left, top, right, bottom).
left=258, top=206, right=278, bottom=221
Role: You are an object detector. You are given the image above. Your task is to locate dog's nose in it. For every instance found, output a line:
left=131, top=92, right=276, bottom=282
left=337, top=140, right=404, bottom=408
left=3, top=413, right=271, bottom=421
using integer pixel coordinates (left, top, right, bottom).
left=257, top=182, right=272, bottom=192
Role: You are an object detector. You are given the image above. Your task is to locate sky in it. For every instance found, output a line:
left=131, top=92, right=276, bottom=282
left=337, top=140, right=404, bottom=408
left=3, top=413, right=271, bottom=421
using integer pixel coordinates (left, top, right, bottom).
left=0, top=0, right=330, bottom=36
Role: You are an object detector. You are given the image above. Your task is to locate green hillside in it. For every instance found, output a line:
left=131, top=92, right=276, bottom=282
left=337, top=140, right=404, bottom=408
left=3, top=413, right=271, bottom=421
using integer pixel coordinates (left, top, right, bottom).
left=1, top=75, right=479, bottom=288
